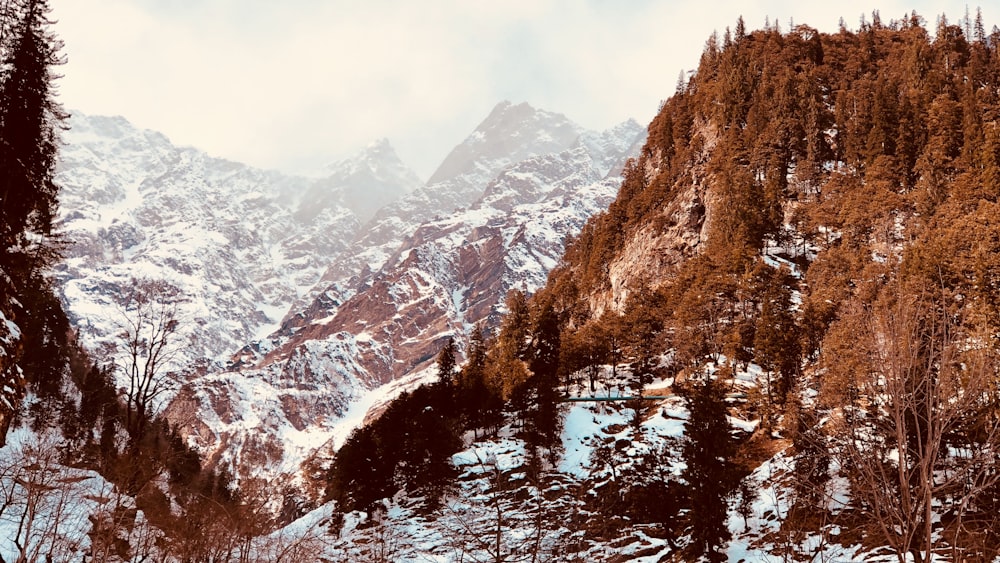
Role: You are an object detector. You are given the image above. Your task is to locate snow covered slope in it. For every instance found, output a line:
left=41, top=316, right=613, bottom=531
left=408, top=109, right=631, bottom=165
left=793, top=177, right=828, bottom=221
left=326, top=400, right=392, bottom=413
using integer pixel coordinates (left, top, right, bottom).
left=168, top=105, right=646, bottom=478
left=55, top=112, right=418, bottom=389
left=291, top=101, right=596, bottom=317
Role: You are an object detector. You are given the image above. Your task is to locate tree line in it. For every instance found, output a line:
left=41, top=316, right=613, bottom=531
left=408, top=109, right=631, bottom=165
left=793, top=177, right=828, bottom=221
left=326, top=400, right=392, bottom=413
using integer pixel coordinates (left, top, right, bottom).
left=328, top=8, right=1000, bottom=561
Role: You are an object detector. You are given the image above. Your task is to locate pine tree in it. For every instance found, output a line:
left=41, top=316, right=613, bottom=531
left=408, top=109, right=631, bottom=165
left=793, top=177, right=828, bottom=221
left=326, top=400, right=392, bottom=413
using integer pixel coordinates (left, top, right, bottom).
left=487, top=290, right=533, bottom=398
left=435, top=337, right=456, bottom=386
left=501, top=288, right=531, bottom=360
left=0, top=0, right=67, bottom=445
left=974, top=8, right=986, bottom=43
left=459, top=324, right=502, bottom=439
left=522, top=299, right=563, bottom=471
left=680, top=377, right=736, bottom=562
left=753, top=267, right=800, bottom=417
left=0, top=0, right=65, bottom=262
left=622, top=284, right=664, bottom=392
left=559, top=320, right=611, bottom=393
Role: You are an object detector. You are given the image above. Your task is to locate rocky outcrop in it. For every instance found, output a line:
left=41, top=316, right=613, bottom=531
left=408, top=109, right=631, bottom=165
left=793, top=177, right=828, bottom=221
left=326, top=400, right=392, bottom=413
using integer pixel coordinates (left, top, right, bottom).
left=592, top=121, right=719, bottom=314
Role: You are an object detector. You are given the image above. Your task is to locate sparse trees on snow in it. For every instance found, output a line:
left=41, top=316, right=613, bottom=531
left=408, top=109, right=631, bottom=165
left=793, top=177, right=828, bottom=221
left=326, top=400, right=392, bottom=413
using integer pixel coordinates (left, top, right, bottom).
left=830, top=293, right=1000, bottom=563
left=105, top=278, right=185, bottom=451
left=442, top=450, right=559, bottom=563
left=0, top=433, right=95, bottom=562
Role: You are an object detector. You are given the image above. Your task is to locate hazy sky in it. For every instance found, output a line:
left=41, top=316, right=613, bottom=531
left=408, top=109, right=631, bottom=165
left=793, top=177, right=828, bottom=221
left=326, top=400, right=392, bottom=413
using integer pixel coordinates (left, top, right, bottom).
left=52, top=1, right=968, bottom=180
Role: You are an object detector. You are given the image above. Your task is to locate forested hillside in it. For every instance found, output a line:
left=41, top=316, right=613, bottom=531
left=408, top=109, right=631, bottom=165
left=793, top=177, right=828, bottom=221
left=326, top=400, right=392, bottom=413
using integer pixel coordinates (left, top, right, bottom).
left=543, top=11, right=1000, bottom=559
left=325, top=10, right=1000, bottom=562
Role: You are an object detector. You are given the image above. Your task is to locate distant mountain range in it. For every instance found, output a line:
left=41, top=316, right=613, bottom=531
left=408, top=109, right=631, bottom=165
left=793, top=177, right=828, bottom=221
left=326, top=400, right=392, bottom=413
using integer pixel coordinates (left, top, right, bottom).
left=54, top=102, right=645, bottom=478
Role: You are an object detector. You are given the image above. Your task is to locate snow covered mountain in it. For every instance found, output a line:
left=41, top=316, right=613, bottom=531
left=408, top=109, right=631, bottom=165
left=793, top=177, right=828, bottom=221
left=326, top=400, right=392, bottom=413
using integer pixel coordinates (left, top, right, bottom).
left=50, top=102, right=643, bottom=483
left=294, top=101, right=593, bottom=315
left=164, top=104, right=645, bottom=477
left=54, top=112, right=419, bottom=385
left=300, top=138, right=421, bottom=224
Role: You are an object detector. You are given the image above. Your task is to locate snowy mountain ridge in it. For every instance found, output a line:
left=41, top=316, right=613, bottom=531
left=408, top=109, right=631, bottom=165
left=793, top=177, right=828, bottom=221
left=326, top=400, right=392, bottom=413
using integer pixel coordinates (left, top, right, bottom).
left=289, top=101, right=595, bottom=322
left=164, top=105, right=646, bottom=480
left=55, top=111, right=419, bottom=384
left=51, top=102, right=645, bottom=486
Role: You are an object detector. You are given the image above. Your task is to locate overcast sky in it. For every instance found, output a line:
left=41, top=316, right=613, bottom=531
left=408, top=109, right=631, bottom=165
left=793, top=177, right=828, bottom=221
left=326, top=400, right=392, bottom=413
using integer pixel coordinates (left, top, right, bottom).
left=52, top=1, right=969, bottom=180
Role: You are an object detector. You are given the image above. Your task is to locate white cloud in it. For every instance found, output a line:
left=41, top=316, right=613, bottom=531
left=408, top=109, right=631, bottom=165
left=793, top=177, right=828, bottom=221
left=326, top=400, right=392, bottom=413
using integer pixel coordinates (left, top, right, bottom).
left=50, top=0, right=973, bottom=179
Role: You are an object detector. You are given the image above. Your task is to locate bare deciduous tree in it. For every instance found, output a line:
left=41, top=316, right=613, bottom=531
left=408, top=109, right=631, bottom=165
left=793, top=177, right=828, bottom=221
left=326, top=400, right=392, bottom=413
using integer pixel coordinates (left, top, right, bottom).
left=441, top=450, right=559, bottom=563
left=0, top=433, right=95, bottom=563
left=106, top=278, right=185, bottom=449
left=830, top=294, right=1000, bottom=563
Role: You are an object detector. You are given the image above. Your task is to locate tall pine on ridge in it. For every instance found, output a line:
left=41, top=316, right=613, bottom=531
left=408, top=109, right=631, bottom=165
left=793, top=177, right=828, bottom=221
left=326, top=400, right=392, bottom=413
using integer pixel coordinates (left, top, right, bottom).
left=0, top=0, right=64, bottom=263
left=0, top=0, right=67, bottom=445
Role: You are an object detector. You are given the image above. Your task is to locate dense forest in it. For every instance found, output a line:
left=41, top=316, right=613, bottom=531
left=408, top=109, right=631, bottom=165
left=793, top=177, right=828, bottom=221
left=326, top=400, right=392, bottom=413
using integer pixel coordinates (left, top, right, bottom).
left=326, top=9, right=1000, bottom=562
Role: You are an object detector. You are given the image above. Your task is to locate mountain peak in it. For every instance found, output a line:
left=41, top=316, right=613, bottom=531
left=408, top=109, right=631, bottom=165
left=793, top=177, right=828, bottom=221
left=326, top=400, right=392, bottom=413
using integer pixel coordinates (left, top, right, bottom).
left=482, top=100, right=528, bottom=121
left=477, top=100, right=562, bottom=135
left=325, top=138, right=403, bottom=173
left=426, top=101, right=583, bottom=186
left=363, top=137, right=393, bottom=154
left=306, top=139, right=420, bottom=223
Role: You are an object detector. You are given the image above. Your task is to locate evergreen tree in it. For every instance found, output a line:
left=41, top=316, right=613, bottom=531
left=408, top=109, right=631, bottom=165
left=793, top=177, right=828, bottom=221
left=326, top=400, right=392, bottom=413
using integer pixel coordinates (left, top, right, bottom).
left=0, top=0, right=67, bottom=445
left=521, top=299, right=563, bottom=471
left=680, top=377, right=736, bottom=562
left=0, top=0, right=65, bottom=263
left=459, top=324, right=502, bottom=439
left=753, top=267, right=800, bottom=415
left=559, top=320, right=610, bottom=393
left=501, top=288, right=531, bottom=360
left=529, top=302, right=560, bottom=454
left=974, top=8, right=986, bottom=43
left=487, top=290, right=534, bottom=399
left=622, top=284, right=664, bottom=392
left=435, top=337, right=456, bottom=386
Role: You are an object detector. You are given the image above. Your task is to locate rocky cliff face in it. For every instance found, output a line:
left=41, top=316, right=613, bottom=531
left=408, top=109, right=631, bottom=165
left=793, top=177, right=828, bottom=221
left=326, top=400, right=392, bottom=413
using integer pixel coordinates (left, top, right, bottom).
left=599, top=123, right=718, bottom=314
left=166, top=105, right=645, bottom=478
left=54, top=112, right=418, bottom=393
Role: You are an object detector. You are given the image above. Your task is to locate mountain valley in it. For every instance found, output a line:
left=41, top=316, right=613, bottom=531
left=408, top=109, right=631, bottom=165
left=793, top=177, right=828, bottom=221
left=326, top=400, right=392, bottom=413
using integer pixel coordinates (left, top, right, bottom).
left=5, top=8, right=1000, bottom=563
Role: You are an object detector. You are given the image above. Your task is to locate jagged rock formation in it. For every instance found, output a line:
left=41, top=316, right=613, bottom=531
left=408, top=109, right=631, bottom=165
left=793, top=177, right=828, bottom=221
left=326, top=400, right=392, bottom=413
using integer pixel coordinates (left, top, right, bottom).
left=55, top=112, right=419, bottom=382
left=164, top=103, right=645, bottom=476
